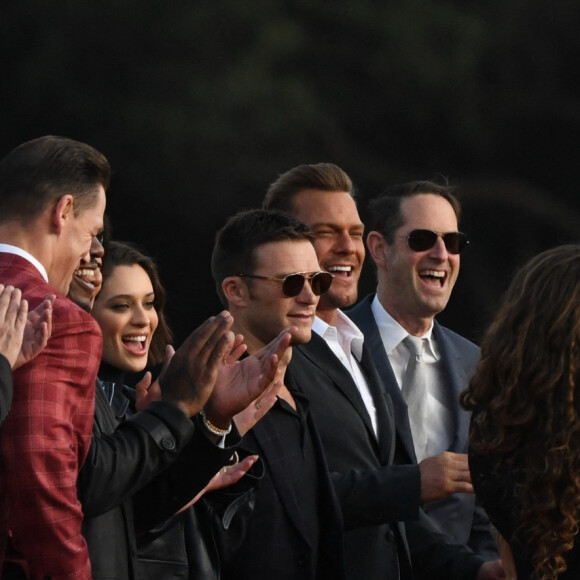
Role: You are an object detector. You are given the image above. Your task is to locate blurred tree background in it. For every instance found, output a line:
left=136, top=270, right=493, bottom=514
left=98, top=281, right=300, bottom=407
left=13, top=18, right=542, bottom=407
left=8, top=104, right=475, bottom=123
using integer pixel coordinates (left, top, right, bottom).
left=1, top=0, right=579, bottom=348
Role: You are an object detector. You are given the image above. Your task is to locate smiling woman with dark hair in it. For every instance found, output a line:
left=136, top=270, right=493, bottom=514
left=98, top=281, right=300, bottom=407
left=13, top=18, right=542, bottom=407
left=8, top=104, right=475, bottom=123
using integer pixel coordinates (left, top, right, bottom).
left=461, top=244, right=580, bottom=580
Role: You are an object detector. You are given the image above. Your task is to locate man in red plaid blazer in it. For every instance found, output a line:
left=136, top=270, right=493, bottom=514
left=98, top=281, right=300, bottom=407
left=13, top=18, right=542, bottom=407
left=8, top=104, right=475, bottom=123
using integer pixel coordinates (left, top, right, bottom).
left=0, top=136, right=109, bottom=580
left=0, top=137, right=295, bottom=580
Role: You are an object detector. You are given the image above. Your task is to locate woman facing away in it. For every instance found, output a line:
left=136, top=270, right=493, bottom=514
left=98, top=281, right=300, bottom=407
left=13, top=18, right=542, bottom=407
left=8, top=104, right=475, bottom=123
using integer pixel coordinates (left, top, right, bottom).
left=461, top=244, right=580, bottom=580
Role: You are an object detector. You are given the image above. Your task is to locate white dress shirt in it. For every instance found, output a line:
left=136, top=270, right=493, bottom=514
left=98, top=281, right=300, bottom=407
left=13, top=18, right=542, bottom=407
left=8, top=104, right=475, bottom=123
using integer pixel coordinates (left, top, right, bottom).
left=312, top=311, right=379, bottom=437
left=371, top=295, right=453, bottom=456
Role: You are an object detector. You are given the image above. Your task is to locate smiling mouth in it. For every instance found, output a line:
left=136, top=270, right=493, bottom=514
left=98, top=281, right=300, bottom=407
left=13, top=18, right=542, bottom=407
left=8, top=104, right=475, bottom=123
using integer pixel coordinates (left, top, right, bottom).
left=327, top=265, right=354, bottom=278
left=289, top=313, right=315, bottom=321
left=419, top=269, right=446, bottom=287
left=122, top=335, right=148, bottom=356
left=73, top=268, right=99, bottom=291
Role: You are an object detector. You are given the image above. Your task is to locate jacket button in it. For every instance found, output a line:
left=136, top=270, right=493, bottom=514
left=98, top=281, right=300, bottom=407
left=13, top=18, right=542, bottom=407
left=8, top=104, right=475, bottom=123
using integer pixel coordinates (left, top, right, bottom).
left=161, top=437, right=176, bottom=450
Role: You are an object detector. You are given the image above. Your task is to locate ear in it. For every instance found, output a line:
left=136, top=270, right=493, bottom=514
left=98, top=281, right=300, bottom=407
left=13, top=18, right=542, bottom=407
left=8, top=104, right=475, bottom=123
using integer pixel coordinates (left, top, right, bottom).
left=366, top=231, right=388, bottom=269
left=222, top=276, right=249, bottom=307
left=50, top=194, right=75, bottom=234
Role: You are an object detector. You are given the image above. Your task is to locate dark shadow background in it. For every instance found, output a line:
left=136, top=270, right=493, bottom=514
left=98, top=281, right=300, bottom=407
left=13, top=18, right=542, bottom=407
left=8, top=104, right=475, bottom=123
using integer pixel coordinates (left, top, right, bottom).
left=2, top=1, right=579, bottom=349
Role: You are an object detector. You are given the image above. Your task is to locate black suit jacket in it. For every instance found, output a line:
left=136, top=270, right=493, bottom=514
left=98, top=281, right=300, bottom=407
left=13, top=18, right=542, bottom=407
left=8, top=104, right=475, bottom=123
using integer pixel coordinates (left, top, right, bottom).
left=0, top=355, right=11, bottom=426
left=223, top=374, right=345, bottom=580
left=290, top=331, right=485, bottom=580
left=348, top=295, right=498, bottom=558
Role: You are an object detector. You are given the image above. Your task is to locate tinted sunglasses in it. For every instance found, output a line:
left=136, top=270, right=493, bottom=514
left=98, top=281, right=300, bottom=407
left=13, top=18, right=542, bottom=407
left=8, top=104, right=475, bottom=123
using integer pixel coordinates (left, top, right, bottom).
left=237, top=271, right=334, bottom=297
left=403, top=229, right=469, bottom=254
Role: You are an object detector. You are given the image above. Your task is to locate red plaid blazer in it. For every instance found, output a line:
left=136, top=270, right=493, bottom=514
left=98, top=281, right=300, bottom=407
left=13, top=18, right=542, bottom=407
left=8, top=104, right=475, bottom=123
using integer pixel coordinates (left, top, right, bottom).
left=0, top=253, right=102, bottom=580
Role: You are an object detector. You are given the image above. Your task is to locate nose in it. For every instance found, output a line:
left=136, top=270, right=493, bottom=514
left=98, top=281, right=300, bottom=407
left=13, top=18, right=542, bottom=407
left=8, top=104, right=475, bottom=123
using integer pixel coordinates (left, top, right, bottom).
left=130, top=304, right=150, bottom=327
left=296, top=278, right=318, bottom=305
left=429, top=235, right=449, bottom=260
left=79, top=246, right=91, bottom=266
left=334, top=230, right=356, bottom=254
left=91, top=235, right=105, bottom=260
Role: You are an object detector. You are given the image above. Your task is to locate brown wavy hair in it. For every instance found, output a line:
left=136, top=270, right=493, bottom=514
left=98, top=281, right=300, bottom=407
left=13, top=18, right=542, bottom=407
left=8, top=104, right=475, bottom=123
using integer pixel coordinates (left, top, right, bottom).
left=461, top=244, right=580, bottom=580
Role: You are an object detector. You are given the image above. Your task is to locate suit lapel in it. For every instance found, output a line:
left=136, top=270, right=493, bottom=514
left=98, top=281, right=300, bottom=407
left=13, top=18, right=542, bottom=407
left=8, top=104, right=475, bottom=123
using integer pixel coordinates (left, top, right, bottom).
left=358, top=344, right=396, bottom=465
left=348, top=296, right=418, bottom=462
left=297, top=333, right=377, bottom=443
left=433, top=324, right=471, bottom=452
left=249, top=405, right=312, bottom=549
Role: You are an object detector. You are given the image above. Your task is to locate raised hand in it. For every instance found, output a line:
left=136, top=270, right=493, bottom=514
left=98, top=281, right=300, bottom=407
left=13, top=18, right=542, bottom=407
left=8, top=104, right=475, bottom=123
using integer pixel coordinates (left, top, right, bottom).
left=14, top=294, right=54, bottom=369
left=159, top=312, right=236, bottom=417
left=233, top=379, right=283, bottom=436
left=0, top=285, right=29, bottom=368
left=135, top=345, right=175, bottom=411
left=233, top=346, right=292, bottom=435
left=203, top=326, right=296, bottom=428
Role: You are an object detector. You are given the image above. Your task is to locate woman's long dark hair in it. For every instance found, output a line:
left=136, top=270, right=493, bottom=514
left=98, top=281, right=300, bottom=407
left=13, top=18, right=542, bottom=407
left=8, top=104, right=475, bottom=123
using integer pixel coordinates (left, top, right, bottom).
left=461, top=244, right=580, bottom=580
left=99, top=240, right=173, bottom=365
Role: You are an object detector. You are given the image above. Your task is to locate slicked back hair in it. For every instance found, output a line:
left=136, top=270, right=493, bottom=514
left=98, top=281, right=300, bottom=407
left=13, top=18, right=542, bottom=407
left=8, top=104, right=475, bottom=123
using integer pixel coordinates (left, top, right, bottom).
left=263, top=162, right=354, bottom=213
left=211, top=209, right=315, bottom=306
left=0, top=135, right=111, bottom=224
left=368, top=180, right=461, bottom=244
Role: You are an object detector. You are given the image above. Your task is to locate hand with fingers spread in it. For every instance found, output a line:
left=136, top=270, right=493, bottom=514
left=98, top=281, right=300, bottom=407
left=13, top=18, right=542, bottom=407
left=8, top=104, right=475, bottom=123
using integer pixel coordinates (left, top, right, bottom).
left=159, top=311, right=236, bottom=418
left=135, top=345, right=175, bottom=411
left=419, top=451, right=473, bottom=503
left=14, top=293, right=55, bottom=369
left=203, top=326, right=296, bottom=429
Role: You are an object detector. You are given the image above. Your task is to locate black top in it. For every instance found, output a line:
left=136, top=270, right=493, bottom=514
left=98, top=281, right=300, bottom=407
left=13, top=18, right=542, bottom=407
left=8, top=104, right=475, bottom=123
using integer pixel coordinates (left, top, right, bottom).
left=469, top=412, right=580, bottom=579
left=272, top=393, right=320, bottom=555
left=222, top=389, right=334, bottom=580
left=97, top=361, right=133, bottom=420
left=0, top=354, right=12, bottom=425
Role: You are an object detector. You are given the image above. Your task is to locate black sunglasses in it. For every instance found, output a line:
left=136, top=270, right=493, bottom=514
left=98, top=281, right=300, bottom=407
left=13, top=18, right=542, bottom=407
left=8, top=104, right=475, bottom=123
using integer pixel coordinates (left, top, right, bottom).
left=402, top=229, right=469, bottom=254
left=237, top=271, right=334, bottom=297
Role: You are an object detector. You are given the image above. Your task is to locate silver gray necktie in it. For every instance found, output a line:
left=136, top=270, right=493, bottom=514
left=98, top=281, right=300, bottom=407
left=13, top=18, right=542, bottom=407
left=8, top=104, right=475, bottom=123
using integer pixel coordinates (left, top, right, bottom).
left=402, top=336, right=428, bottom=462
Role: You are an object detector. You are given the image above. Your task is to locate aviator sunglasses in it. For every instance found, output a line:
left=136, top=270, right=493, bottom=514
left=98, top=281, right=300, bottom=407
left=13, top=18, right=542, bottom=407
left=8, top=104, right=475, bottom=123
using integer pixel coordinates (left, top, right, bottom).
left=402, top=229, right=469, bottom=255
left=237, top=271, right=334, bottom=297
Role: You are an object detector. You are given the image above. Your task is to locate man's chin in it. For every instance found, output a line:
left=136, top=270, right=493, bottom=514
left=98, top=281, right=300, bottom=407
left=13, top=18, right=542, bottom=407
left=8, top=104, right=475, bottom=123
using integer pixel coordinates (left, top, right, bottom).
left=290, top=330, right=312, bottom=346
left=320, top=290, right=358, bottom=311
left=68, top=284, right=93, bottom=313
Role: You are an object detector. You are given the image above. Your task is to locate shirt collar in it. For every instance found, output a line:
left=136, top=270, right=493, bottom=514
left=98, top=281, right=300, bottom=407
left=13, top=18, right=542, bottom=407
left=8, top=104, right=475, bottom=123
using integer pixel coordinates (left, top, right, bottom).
left=0, top=243, right=49, bottom=282
left=312, top=309, right=365, bottom=361
left=371, top=294, right=438, bottom=359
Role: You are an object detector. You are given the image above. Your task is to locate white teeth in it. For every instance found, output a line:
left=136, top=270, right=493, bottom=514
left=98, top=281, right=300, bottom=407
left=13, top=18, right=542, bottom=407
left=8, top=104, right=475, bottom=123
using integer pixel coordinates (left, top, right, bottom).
left=124, top=336, right=147, bottom=342
left=328, top=266, right=352, bottom=272
left=420, top=270, right=445, bottom=278
left=74, top=269, right=95, bottom=278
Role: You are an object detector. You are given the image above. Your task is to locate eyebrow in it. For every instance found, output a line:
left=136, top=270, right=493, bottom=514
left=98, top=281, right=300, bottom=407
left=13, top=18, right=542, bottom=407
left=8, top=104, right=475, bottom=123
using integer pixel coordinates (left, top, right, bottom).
left=310, top=221, right=365, bottom=231
left=106, top=292, right=155, bottom=302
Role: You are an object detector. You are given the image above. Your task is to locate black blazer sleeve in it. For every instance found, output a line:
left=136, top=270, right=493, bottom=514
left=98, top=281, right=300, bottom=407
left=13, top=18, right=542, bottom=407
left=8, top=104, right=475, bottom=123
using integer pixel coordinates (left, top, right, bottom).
left=405, top=511, right=485, bottom=580
left=331, top=462, right=421, bottom=529
left=78, top=384, right=239, bottom=524
left=0, top=354, right=12, bottom=425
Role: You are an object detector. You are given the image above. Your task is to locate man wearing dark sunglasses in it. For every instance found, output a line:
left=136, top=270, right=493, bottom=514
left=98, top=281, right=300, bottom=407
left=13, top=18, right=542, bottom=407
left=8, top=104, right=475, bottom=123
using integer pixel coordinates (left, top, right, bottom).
left=211, top=208, right=346, bottom=580
left=264, top=165, right=503, bottom=580
left=349, top=180, right=498, bottom=555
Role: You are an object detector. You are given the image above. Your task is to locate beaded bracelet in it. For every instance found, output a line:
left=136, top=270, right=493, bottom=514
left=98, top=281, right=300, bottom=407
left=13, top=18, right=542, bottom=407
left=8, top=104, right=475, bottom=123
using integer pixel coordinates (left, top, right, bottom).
left=199, top=408, right=232, bottom=437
